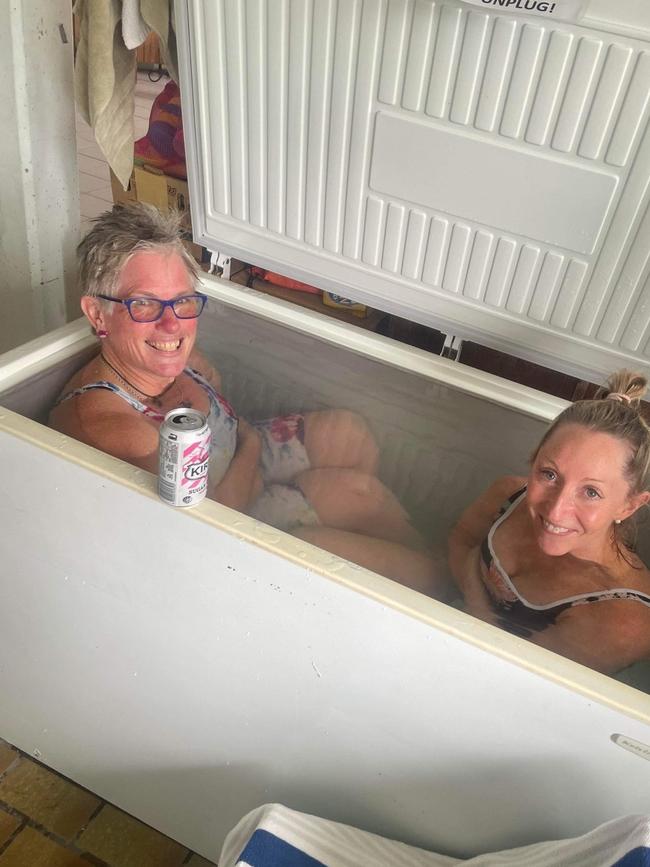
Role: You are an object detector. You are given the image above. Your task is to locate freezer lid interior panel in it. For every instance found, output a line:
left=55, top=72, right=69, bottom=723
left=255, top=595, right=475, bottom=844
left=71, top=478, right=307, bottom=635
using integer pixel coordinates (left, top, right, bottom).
left=177, top=0, right=650, bottom=381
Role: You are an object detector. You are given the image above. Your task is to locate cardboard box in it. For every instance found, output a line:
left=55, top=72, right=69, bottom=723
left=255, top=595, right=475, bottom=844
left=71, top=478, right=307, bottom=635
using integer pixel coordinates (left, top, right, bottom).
left=110, top=166, right=204, bottom=264
left=133, top=166, right=191, bottom=215
left=109, top=168, right=137, bottom=205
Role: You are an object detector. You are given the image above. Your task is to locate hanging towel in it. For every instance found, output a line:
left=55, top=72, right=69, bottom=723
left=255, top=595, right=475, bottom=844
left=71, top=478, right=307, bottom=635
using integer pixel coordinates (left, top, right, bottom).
left=122, top=0, right=150, bottom=49
left=141, top=0, right=178, bottom=82
left=73, top=0, right=178, bottom=189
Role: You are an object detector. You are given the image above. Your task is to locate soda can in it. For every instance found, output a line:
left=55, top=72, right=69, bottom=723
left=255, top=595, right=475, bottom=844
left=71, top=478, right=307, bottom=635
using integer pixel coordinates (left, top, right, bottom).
left=158, top=408, right=211, bottom=507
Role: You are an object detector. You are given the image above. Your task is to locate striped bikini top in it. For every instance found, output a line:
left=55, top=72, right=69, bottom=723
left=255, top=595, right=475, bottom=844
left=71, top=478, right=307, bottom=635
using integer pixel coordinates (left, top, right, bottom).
left=53, top=367, right=239, bottom=485
left=480, top=488, right=650, bottom=638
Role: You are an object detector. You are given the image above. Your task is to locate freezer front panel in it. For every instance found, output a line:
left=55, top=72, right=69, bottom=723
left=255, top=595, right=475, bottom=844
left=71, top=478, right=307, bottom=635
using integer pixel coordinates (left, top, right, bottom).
left=1, top=417, right=650, bottom=861
left=177, top=0, right=650, bottom=381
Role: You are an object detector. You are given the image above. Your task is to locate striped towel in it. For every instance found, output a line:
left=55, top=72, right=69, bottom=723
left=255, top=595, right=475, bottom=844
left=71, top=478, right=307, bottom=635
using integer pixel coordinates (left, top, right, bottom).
left=219, top=804, right=650, bottom=867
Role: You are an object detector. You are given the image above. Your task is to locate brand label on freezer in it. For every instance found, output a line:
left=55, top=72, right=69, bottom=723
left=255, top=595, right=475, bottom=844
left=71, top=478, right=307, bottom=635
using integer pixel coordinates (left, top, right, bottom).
left=462, top=0, right=586, bottom=22
left=611, top=734, right=650, bottom=763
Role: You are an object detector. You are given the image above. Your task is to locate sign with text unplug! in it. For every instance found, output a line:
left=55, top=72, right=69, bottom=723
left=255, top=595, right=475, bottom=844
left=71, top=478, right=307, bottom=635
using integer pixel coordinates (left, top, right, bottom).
left=461, top=0, right=587, bottom=23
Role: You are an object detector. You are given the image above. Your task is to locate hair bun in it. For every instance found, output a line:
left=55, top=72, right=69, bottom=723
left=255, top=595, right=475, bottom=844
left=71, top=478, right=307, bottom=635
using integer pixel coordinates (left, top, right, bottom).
left=601, top=370, right=648, bottom=406
left=607, top=392, right=633, bottom=405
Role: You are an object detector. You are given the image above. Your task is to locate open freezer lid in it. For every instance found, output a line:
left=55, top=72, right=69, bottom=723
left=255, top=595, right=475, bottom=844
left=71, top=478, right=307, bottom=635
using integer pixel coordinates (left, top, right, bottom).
left=176, top=0, right=650, bottom=382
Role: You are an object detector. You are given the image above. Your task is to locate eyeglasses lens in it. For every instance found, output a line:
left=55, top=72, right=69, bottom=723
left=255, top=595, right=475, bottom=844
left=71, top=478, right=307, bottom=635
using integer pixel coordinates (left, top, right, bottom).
left=128, top=296, right=205, bottom=322
left=173, top=296, right=205, bottom=319
left=129, top=299, right=163, bottom=322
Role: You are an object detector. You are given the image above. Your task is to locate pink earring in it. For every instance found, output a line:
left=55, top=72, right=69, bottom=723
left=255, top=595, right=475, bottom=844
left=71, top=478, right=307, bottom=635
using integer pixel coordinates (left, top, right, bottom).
left=97, top=329, right=108, bottom=339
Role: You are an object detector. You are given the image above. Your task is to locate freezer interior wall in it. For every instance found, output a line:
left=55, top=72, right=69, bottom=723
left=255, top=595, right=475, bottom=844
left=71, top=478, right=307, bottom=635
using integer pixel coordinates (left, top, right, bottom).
left=197, top=301, right=552, bottom=545
left=2, top=301, right=548, bottom=545
left=3, top=299, right=649, bottom=558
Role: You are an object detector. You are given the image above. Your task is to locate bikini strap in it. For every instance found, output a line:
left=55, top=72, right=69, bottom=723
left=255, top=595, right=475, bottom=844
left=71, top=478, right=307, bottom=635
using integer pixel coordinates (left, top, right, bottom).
left=183, top=366, right=217, bottom=397
left=500, top=486, right=527, bottom=514
left=53, top=381, right=165, bottom=421
left=569, top=588, right=650, bottom=608
left=481, top=486, right=527, bottom=569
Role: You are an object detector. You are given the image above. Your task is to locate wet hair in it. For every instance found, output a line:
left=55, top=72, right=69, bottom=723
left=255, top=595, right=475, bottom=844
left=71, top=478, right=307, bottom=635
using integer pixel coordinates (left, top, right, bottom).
left=77, top=201, right=200, bottom=298
left=533, top=371, right=650, bottom=495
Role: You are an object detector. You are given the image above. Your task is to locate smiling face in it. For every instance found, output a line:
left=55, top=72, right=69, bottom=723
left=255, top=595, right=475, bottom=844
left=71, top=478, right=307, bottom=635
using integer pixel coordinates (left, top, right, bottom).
left=526, top=423, right=648, bottom=561
left=82, top=249, right=199, bottom=390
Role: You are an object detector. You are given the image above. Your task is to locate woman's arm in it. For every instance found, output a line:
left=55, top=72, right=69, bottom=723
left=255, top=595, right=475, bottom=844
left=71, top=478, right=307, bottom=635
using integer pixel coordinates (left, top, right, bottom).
left=79, top=403, right=263, bottom=512
left=526, top=601, right=650, bottom=675
left=50, top=391, right=161, bottom=473
left=52, top=382, right=263, bottom=513
left=448, top=475, right=525, bottom=596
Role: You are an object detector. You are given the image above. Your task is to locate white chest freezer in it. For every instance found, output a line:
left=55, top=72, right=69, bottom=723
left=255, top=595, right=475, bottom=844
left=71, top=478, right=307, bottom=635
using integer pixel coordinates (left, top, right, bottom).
left=1, top=0, right=650, bottom=862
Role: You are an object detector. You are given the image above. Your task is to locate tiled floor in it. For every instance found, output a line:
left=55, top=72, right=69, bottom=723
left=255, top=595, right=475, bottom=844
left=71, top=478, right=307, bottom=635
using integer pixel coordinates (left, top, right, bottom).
left=0, top=72, right=219, bottom=867
left=78, top=71, right=168, bottom=237
left=0, top=738, right=216, bottom=866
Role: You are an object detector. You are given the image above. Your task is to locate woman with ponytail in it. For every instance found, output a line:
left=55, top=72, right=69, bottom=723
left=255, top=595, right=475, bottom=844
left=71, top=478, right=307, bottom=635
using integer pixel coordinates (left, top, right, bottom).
left=449, top=371, right=650, bottom=675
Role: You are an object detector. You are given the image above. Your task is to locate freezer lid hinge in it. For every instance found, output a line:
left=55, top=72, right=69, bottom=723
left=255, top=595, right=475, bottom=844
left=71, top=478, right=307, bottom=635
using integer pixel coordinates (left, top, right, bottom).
left=440, top=333, right=464, bottom=362
left=208, top=251, right=232, bottom=280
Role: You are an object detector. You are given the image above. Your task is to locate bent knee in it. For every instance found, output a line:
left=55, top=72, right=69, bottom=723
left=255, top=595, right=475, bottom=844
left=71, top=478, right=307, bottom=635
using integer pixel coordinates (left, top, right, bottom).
left=336, top=410, right=377, bottom=450
left=297, top=468, right=382, bottom=500
left=309, top=409, right=376, bottom=445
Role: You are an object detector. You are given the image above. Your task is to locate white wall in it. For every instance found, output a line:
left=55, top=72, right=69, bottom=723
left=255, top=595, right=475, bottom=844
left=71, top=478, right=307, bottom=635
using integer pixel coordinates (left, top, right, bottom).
left=0, top=0, right=79, bottom=353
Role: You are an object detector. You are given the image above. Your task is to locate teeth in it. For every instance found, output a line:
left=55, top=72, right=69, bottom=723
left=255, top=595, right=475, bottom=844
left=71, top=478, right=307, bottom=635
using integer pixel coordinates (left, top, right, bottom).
left=543, top=519, right=570, bottom=535
left=147, top=340, right=181, bottom=351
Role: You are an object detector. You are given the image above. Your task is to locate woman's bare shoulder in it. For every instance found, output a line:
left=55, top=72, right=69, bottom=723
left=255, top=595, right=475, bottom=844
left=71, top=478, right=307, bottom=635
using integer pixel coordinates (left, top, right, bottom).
left=54, top=352, right=103, bottom=394
left=449, top=475, right=526, bottom=555
left=480, top=475, right=527, bottom=509
left=48, top=353, right=104, bottom=433
left=50, top=386, right=159, bottom=468
left=618, top=554, right=650, bottom=593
